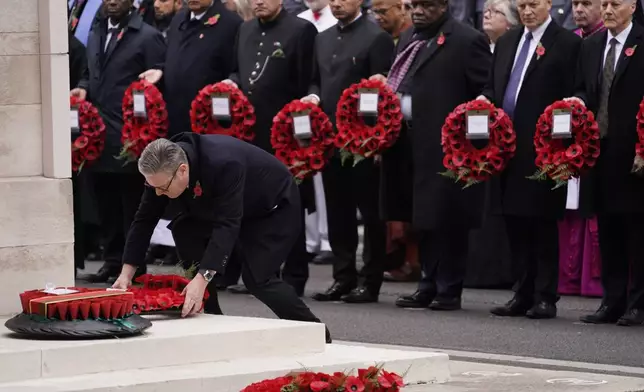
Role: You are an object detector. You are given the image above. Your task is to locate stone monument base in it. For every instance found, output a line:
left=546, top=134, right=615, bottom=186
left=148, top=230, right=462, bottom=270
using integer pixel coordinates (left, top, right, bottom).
left=0, top=315, right=449, bottom=391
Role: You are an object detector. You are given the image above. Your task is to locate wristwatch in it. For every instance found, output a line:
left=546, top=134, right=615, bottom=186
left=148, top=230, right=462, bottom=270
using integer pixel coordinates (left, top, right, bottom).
left=199, top=269, right=216, bottom=283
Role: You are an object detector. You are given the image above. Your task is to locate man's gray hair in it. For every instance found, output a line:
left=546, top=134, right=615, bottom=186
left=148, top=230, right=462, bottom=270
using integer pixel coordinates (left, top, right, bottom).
left=138, top=139, right=188, bottom=176
left=484, top=0, right=520, bottom=27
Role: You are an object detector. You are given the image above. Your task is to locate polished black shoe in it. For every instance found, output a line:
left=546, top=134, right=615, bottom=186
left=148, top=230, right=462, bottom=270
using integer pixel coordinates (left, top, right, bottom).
left=312, top=282, right=355, bottom=302
left=617, top=309, right=644, bottom=326
left=312, top=251, right=335, bottom=265
left=395, top=290, right=434, bottom=308
left=325, top=326, right=332, bottom=344
left=526, top=301, right=557, bottom=319
left=580, top=305, right=623, bottom=324
left=429, top=297, right=462, bottom=311
left=85, top=263, right=122, bottom=283
left=227, top=284, right=250, bottom=295
left=490, top=298, right=532, bottom=317
left=341, top=287, right=378, bottom=303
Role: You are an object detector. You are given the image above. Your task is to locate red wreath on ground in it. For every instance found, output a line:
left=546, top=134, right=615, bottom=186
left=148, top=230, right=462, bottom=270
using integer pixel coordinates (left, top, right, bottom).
left=119, top=80, right=168, bottom=163
left=19, top=287, right=134, bottom=320
left=190, top=82, right=256, bottom=142
left=128, top=274, right=210, bottom=314
left=271, top=100, right=335, bottom=181
left=529, top=100, right=600, bottom=189
left=70, top=95, right=106, bottom=172
left=335, top=79, right=402, bottom=165
left=440, top=100, right=516, bottom=188
left=241, top=366, right=404, bottom=392
left=632, top=97, right=644, bottom=173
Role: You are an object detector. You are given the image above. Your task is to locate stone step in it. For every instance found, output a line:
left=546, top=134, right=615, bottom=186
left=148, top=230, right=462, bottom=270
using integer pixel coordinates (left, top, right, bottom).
left=0, top=315, right=325, bottom=383
left=0, top=343, right=450, bottom=392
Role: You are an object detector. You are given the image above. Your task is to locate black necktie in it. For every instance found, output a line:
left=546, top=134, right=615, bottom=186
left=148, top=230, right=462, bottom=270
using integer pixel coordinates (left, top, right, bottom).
left=597, top=38, right=618, bottom=137
left=105, top=27, right=119, bottom=53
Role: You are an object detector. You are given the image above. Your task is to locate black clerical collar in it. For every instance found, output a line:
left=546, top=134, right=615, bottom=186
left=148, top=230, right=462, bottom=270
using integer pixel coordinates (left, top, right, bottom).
left=336, top=12, right=365, bottom=33
left=257, top=8, right=287, bottom=29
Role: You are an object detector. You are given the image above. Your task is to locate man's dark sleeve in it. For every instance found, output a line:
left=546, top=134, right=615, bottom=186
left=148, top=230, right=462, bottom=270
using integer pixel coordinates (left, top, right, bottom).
left=228, top=28, right=242, bottom=86
left=296, top=22, right=318, bottom=97
left=143, top=29, right=167, bottom=71
left=573, top=40, right=589, bottom=105
left=369, top=31, right=395, bottom=75
left=465, top=32, right=492, bottom=97
left=308, top=36, right=321, bottom=97
left=122, top=188, right=168, bottom=267
left=200, top=161, right=245, bottom=273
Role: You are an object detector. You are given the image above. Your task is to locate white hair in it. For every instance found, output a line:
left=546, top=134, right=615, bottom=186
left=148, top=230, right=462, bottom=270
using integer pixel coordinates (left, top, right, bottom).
left=484, top=0, right=520, bottom=26
left=137, top=139, right=188, bottom=176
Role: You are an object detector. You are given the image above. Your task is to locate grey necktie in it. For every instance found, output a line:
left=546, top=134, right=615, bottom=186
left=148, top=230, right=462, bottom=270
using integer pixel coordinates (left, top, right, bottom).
left=597, top=38, right=618, bottom=138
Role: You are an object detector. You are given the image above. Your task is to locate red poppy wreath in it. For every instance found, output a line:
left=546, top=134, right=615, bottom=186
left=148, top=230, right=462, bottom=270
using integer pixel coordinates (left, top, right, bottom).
left=190, top=82, right=256, bottom=142
left=632, top=97, right=644, bottom=173
left=440, top=100, right=516, bottom=188
left=128, top=273, right=210, bottom=314
left=119, top=80, right=169, bottom=164
left=335, top=79, right=402, bottom=165
left=271, top=100, right=335, bottom=182
left=70, top=95, right=106, bottom=173
left=528, top=100, right=600, bottom=189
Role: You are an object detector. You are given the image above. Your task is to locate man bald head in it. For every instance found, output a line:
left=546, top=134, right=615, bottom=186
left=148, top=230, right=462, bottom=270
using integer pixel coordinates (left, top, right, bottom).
left=372, top=0, right=410, bottom=37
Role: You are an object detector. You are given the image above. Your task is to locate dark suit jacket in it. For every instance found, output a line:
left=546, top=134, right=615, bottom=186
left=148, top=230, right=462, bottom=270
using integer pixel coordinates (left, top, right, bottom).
left=550, top=0, right=576, bottom=30
left=164, top=3, right=242, bottom=136
left=123, top=133, right=296, bottom=274
left=482, top=22, right=581, bottom=219
left=574, top=23, right=644, bottom=215
left=69, top=32, right=87, bottom=89
left=381, top=17, right=491, bottom=230
left=79, top=12, right=166, bottom=172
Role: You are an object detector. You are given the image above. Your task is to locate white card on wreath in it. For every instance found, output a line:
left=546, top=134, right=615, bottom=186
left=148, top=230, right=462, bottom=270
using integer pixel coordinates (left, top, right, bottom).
left=43, top=283, right=79, bottom=295
left=566, top=177, right=580, bottom=210
left=293, top=114, right=313, bottom=139
left=358, top=92, right=379, bottom=115
left=70, top=108, right=80, bottom=130
left=212, top=96, right=231, bottom=118
left=133, top=91, right=147, bottom=118
left=466, top=110, right=489, bottom=139
left=552, top=109, right=572, bottom=138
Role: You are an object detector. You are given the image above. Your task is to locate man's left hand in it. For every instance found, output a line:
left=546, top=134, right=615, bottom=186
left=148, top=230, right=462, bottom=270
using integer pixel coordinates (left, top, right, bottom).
left=180, top=273, right=208, bottom=317
left=139, top=69, right=163, bottom=84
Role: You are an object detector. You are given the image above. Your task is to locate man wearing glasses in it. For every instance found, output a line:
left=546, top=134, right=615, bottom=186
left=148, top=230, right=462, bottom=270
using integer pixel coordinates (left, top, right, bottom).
left=112, top=133, right=332, bottom=343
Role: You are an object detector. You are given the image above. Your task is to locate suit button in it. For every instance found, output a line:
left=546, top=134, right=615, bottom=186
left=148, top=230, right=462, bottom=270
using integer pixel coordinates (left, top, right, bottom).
left=259, top=42, right=263, bottom=47
left=262, top=32, right=266, bottom=36
left=251, top=71, right=257, bottom=76
left=257, top=52, right=261, bottom=56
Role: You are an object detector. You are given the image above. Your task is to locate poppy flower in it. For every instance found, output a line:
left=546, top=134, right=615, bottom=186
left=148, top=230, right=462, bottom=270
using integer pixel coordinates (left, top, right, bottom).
left=344, top=376, right=365, bottom=392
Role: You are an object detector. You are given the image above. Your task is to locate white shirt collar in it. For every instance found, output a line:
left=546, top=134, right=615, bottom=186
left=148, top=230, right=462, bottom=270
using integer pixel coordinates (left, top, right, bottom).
left=524, top=15, right=551, bottom=42
left=608, top=22, right=633, bottom=46
left=191, top=11, right=207, bottom=20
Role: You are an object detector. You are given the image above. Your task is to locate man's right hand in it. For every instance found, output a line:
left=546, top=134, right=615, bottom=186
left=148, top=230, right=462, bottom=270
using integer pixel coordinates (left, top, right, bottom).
left=369, top=74, right=387, bottom=84
left=111, top=264, right=137, bottom=289
left=221, top=79, right=238, bottom=89
left=70, top=88, right=87, bottom=100
left=300, top=94, right=320, bottom=105
left=476, top=95, right=490, bottom=103
left=564, top=97, right=585, bottom=107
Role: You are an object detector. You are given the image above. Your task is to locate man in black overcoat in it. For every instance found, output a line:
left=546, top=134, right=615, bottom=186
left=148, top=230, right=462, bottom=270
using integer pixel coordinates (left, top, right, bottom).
left=479, top=0, right=581, bottom=319
left=375, top=0, right=491, bottom=310
left=112, top=134, right=332, bottom=343
left=302, top=0, right=394, bottom=303
left=572, top=0, right=644, bottom=326
left=71, top=0, right=166, bottom=282
left=163, top=0, right=242, bottom=137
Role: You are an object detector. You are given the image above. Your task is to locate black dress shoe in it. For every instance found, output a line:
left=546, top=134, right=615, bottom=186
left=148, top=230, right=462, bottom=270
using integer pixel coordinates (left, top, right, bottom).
left=580, top=305, right=623, bottom=324
left=311, top=282, right=354, bottom=302
left=490, top=298, right=532, bottom=317
left=312, top=251, right=335, bottom=265
left=341, top=287, right=378, bottom=303
left=227, top=284, right=250, bottom=294
left=617, top=309, right=644, bottom=326
left=325, top=326, right=332, bottom=344
left=429, top=297, right=462, bottom=311
left=526, top=301, right=557, bottom=319
left=85, top=263, right=122, bottom=283
left=395, top=290, right=434, bottom=308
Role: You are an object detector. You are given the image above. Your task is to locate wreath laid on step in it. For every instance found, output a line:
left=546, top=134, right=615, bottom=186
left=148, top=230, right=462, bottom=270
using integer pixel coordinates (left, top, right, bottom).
left=70, top=95, right=106, bottom=173
left=271, top=100, right=335, bottom=182
left=129, top=273, right=210, bottom=314
left=528, top=100, right=600, bottom=189
left=335, top=79, right=402, bottom=165
left=118, top=80, right=168, bottom=164
left=440, top=99, right=516, bottom=189
left=190, top=82, right=256, bottom=142
left=241, top=366, right=404, bottom=392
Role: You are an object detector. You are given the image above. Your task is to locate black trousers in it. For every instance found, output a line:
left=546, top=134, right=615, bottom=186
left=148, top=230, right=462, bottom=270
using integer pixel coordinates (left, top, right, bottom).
left=505, top=217, right=559, bottom=304
left=597, top=214, right=644, bottom=311
left=169, top=182, right=321, bottom=323
left=94, top=172, right=145, bottom=266
left=323, top=157, right=387, bottom=293
left=417, top=229, right=469, bottom=299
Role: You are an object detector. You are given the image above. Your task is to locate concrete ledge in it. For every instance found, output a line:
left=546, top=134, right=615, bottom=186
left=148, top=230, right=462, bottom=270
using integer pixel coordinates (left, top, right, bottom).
left=0, top=315, right=326, bottom=382
left=0, top=344, right=449, bottom=391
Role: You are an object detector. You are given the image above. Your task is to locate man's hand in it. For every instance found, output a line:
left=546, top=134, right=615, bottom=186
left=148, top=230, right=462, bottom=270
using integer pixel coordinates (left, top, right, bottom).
left=300, top=94, right=320, bottom=105
left=564, top=97, right=585, bottom=107
left=70, top=88, right=87, bottom=100
left=112, top=264, right=137, bottom=289
left=476, top=95, right=490, bottom=103
left=181, top=273, right=209, bottom=317
left=369, top=74, right=387, bottom=84
left=221, top=79, right=238, bottom=89
left=139, top=69, right=163, bottom=84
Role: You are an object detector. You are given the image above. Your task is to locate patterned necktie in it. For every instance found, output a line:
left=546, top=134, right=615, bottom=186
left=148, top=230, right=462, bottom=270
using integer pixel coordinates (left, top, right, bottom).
left=597, top=38, right=618, bottom=138
left=501, top=31, right=533, bottom=119
left=386, top=39, right=427, bottom=92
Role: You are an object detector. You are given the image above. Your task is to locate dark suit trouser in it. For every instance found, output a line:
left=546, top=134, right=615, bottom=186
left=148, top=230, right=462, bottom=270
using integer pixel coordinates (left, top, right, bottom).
left=72, top=174, right=85, bottom=271
left=505, top=217, right=559, bottom=304
left=281, top=202, right=310, bottom=296
left=597, top=214, right=644, bottom=311
left=323, top=157, right=387, bottom=294
left=169, top=183, right=321, bottom=323
left=94, top=172, right=144, bottom=266
left=417, top=229, right=469, bottom=299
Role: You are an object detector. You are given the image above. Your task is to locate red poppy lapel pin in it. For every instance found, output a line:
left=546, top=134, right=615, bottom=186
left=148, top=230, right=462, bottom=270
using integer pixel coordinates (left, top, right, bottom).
left=193, top=181, right=203, bottom=198
left=536, top=42, right=545, bottom=59
left=204, top=14, right=220, bottom=26
left=625, top=45, right=637, bottom=57
left=117, top=29, right=125, bottom=42
left=436, top=32, right=445, bottom=46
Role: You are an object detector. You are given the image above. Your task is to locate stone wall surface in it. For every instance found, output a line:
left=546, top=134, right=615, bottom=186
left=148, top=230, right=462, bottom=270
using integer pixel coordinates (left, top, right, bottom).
left=0, top=0, right=74, bottom=315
